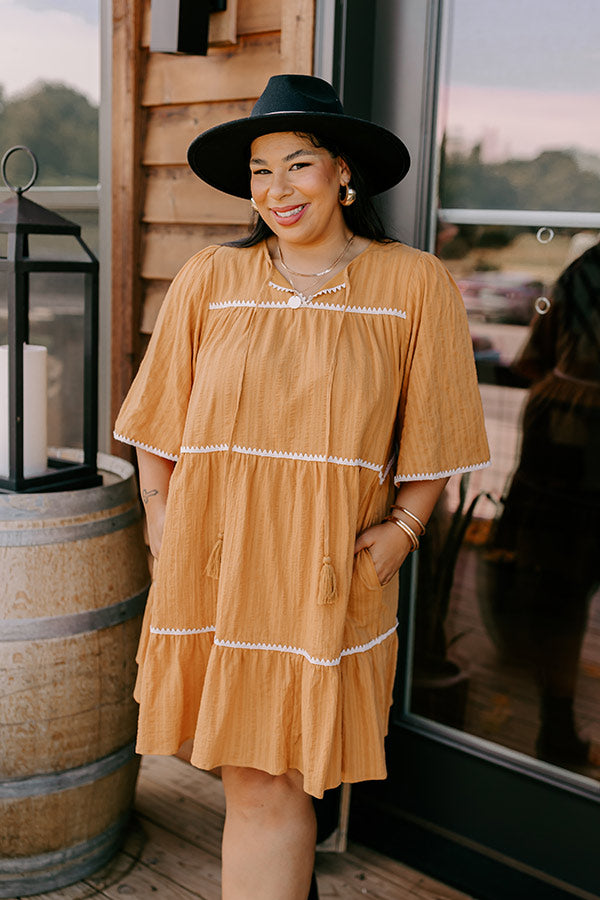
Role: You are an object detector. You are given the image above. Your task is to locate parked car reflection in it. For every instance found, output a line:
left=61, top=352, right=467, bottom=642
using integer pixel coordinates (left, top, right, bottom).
left=458, top=272, right=544, bottom=325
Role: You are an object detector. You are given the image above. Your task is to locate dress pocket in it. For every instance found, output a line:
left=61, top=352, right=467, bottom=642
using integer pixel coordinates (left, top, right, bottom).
left=356, top=547, right=384, bottom=591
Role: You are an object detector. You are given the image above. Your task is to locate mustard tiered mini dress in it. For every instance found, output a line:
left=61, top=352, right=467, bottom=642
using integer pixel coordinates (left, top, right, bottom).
left=115, top=239, right=490, bottom=798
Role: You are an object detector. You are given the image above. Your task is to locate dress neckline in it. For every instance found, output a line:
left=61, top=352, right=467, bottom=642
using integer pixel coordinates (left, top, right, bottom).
left=261, top=238, right=374, bottom=296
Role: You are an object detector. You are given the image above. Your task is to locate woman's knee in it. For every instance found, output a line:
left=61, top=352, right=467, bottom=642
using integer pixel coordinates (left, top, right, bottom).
left=222, top=766, right=309, bottom=820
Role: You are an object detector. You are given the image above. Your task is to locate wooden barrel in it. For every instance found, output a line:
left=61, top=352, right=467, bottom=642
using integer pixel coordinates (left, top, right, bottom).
left=0, top=452, right=150, bottom=898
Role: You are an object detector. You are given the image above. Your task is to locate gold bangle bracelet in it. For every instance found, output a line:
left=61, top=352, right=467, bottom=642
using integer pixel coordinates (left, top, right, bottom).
left=391, top=505, right=426, bottom=536
left=384, top=515, right=419, bottom=551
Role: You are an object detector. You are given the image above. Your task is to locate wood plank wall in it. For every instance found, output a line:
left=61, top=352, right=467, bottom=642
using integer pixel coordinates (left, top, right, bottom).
left=111, top=0, right=316, bottom=449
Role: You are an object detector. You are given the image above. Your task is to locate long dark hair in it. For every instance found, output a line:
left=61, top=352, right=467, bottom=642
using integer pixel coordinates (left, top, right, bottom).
left=227, top=131, right=395, bottom=248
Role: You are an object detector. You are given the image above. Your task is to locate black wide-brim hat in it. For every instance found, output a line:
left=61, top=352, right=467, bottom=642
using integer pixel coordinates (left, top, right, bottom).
left=187, top=74, right=410, bottom=199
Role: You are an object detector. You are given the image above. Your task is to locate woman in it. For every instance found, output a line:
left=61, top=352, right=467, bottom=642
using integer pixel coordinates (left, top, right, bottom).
left=115, top=75, right=489, bottom=900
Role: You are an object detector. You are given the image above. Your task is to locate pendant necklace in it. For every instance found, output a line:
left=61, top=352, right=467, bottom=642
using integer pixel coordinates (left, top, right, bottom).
left=278, top=234, right=354, bottom=308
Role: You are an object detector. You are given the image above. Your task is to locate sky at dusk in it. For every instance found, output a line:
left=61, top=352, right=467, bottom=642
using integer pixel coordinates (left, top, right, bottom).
left=0, top=0, right=99, bottom=103
left=443, top=0, right=600, bottom=160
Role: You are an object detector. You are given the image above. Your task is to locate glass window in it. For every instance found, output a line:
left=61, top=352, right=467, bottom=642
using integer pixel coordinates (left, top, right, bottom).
left=411, top=0, right=600, bottom=786
left=439, top=0, right=600, bottom=211
left=0, top=1, right=100, bottom=452
left=0, top=0, right=99, bottom=186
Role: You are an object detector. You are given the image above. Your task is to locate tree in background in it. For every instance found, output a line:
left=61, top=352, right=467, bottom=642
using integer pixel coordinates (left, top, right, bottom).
left=0, top=82, right=98, bottom=185
left=440, top=136, right=600, bottom=214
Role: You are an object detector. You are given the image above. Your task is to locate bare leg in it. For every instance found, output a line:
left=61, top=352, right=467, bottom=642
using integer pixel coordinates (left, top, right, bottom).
left=221, top=766, right=317, bottom=900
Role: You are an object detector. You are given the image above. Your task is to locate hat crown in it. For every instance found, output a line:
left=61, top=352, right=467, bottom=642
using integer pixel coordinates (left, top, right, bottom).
left=251, top=75, right=344, bottom=119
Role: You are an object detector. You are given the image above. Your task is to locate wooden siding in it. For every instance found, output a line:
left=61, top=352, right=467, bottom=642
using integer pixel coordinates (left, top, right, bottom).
left=111, top=0, right=315, bottom=448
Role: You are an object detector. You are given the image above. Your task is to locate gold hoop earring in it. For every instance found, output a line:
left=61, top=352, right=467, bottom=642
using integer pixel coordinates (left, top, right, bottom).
left=250, top=197, right=259, bottom=212
left=339, top=184, right=356, bottom=207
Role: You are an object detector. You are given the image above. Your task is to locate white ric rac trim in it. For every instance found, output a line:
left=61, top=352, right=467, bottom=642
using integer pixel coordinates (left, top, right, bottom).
left=113, top=432, right=179, bottom=461
left=179, top=443, right=386, bottom=478
left=231, top=445, right=385, bottom=479
left=394, top=459, right=491, bottom=484
left=150, top=625, right=216, bottom=635
left=149, top=621, right=398, bottom=667
left=180, top=443, right=229, bottom=454
left=310, top=301, right=407, bottom=318
left=211, top=289, right=407, bottom=319
left=268, top=282, right=346, bottom=299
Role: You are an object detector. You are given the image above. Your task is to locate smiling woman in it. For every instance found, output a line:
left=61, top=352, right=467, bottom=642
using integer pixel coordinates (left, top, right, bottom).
left=114, top=74, right=490, bottom=900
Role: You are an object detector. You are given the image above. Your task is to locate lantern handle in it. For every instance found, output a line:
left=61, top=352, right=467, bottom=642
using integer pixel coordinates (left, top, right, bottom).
left=1, top=145, right=39, bottom=194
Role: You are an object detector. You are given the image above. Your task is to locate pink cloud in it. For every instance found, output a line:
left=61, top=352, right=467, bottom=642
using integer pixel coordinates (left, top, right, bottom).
left=442, top=85, right=600, bottom=161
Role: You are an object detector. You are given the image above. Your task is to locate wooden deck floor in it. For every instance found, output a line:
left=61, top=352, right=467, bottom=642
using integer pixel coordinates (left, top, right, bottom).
left=19, top=755, right=477, bottom=900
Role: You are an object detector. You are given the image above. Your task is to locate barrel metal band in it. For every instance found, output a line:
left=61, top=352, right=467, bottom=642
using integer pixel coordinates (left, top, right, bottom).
left=0, top=816, right=130, bottom=897
left=1, top=585, right=149, bottom=642
left=0, top=742, right=137, bottom=799
left=0, top=814, right=128, bottom=874
left=0, top=505, right=141, bottom=547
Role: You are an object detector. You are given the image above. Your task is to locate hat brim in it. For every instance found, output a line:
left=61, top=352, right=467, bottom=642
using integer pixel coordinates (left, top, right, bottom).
left=187, top=112, right=410, bottom=199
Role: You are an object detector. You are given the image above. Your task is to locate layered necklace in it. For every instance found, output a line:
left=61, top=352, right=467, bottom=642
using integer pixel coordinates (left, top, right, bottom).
left=277, top=234, right=354, bottom=308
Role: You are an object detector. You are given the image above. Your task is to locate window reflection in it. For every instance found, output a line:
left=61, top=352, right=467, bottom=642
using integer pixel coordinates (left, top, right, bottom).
left=484, top=238, right=600, bottom=767
left=411, top=223, right=600, bottom=779
left=439, top=0, right=600, bottom=212
left=412, top=0, right=600, bottom=778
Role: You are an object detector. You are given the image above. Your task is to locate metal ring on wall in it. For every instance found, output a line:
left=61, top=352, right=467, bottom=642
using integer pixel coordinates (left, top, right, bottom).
left=535, top=296, right=551, bottom=315
left=536, top=226, right=555, bottom=244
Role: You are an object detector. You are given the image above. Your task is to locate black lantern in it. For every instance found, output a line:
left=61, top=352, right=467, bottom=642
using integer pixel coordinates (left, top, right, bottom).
left=0, top=146, right=101, bottom=492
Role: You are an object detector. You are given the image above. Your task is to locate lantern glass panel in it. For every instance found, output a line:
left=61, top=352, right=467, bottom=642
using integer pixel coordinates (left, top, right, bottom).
left=29, top=272, right=85, bottom=451
left=27, top=232, right=94, bottom=262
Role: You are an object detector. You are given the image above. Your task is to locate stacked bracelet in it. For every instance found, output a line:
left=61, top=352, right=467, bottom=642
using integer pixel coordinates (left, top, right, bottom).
left=383, top=514, right=420, bottom=551
left=391, top=505, right=426, bottom=536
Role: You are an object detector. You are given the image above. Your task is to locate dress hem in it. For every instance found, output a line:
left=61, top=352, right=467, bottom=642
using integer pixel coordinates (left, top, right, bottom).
left=133, top=743, right=389, bottom=799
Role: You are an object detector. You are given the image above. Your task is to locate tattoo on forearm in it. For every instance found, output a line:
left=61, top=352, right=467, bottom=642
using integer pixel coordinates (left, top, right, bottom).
left=142, top=488, right=159, bottom=504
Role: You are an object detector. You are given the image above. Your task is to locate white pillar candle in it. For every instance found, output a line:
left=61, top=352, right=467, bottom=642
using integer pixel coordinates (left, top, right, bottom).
left=0, top=344, right=48, bottom=478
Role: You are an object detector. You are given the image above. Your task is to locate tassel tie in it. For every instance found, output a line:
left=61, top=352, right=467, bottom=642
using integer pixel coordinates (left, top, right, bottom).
left=319, top=555, right=337, bottom=605
left=317, top=280, right=351, bottom=605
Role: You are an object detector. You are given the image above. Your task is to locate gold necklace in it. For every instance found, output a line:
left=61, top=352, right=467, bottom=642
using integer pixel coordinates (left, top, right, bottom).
left=278, top=234, right=354, bottom=278
left=277, top=235, right=354, bottom=308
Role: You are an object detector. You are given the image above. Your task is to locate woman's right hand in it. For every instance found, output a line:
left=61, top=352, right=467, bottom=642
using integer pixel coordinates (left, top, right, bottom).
left=144, top=497, right=167, bottom=558
left=136, top=448, right=176, bottom=559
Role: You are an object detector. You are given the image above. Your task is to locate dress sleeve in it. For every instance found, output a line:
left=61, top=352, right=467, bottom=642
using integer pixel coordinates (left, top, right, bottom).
left=394, top=252, right=490, bottom=483
left=114, top=247, right=215, bottom=460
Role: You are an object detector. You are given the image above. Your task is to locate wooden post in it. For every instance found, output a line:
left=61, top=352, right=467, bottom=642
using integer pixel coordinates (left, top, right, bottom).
left=111, top=0, right=145, bottom=456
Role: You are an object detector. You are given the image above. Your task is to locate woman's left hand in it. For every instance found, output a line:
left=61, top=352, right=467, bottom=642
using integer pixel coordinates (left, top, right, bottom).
left=354, top=521, right=413, bottom=586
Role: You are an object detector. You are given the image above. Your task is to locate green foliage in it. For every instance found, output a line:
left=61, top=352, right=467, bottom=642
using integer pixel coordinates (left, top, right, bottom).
left=440, top=143, right=600, bottom=212
left=441, top=143, right=520, bottom=209
left=0, top=82, right=98, bottom=186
